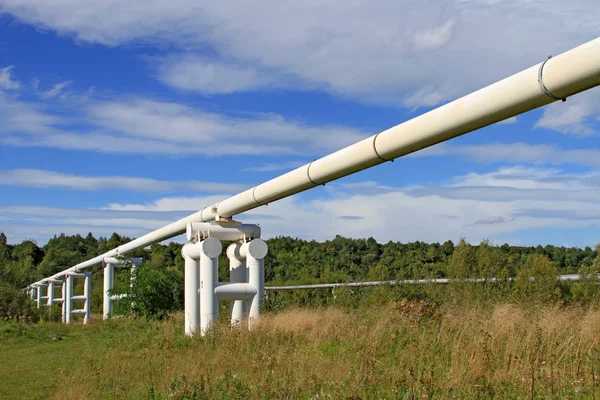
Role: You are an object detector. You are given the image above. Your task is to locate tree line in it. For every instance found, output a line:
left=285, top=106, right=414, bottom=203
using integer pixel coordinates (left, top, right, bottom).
left=1, top=231, right=599, bottom=319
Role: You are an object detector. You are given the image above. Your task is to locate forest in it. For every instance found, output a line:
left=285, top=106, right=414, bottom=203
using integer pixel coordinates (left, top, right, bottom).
left=1, top=230, right=599, bottom=320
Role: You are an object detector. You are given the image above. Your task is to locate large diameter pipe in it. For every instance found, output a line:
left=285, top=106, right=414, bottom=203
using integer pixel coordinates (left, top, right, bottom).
left=214, top=37, right=600, bottom=217
left=182, top=243, right=201, bottom=336
left=199, top=237, right=222, bottom=335
left=242, top=239, right=268, bottom=328
left=26, top=37, right=600, bottom=289
left=187, top=222, right=261, bottom=242
left=103, top=263, right=114, bottom=320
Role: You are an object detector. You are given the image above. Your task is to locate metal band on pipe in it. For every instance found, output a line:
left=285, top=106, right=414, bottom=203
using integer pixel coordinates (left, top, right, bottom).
left=538, top=56, right=566, bottom=102
left=306, top=161, right=320, bottom=185
left=251, top=186, right=263, bottom=207
left=372, top=131, right=391, bottom=162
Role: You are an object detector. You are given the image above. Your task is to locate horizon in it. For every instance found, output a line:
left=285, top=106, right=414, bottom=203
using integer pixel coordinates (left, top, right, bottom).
left=1, top=2, right=600, bottom=248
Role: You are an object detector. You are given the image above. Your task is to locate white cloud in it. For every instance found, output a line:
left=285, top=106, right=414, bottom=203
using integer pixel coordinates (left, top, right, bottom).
left=413, top=142, right=600, bottom=167
left=0, top=81, right=369, bottom=156
left=2, top=1, right=598, bottom=107
left=0, top=169, right=248, bottom=193
left=414, top=18, right=457, bottom=50
left=38, top=80, right=72, bottom=98
left=154, top=55, right=293, bottom=94
left=5, top=165, right=600, bottom=246
left=535, top=91, right=600, bottom=136
left=242, top=161, right=306, bottom=173
left=0, top=66, right=20, bottom=90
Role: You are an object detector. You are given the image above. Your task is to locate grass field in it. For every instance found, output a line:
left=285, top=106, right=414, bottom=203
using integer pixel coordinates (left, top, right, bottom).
left=2, top=301, right=600, bottom=399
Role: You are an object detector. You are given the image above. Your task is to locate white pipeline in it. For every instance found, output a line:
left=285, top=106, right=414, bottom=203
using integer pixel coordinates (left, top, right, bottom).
left=27, top=37, right=600, bottom=289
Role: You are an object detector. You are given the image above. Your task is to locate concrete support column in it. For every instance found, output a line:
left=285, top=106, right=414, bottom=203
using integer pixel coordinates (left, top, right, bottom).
left=227, top=243, right=246, bottom=327
left=243, top=239, right=268, bottom=328
left=103, top=262, right=114, bottom=320
left=199, top=237, right=222, bottom=336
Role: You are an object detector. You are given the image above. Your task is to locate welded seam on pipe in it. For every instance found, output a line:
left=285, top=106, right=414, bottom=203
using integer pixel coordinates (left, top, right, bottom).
left=538, top=56, right=566, bottom=102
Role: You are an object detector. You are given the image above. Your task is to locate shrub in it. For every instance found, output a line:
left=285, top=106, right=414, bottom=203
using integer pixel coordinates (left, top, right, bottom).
left=0, top=282, right=40, bottom=322
left=513, top=254, right=560, bottom=304
left=113, top=264, right=183, bottom=320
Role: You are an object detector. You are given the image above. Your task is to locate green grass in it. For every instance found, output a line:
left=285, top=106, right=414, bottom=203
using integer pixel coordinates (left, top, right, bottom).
left=3, top=302, right=600, bottom=399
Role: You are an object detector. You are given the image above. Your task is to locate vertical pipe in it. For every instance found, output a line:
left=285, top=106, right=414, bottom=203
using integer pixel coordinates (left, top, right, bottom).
left=47, top=281, right=54, bottom=307
left=83, top=272, right=91, bottom=324
left=36, top=285, right=42, bottom=308
left=199, top=237, right=222, bottom=336
left=183, top=249, right=200, bottom=337
left=61, top=282, right=66, bottom=323
left=65, top=276, right=73, bottom=324
left=245, top=239, right=268, bottom=329
left=103, top=262, right=114, bottom=320
left=227, top=243, right=246, bottom=327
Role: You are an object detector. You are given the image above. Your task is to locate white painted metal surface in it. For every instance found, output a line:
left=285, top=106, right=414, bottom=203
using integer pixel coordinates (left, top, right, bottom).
left=243, top=239, right=268, bottom=328
left=182, top=244, right=201, bottom=337
left=103, top=257, right=142, bottom=320
left=199, top=237, right=221, bottom=335
left=264, top=274, right=599, bottom=291
left=227, top=243, right=247, bottom=327
left=187, top=222, right=261, bottom=242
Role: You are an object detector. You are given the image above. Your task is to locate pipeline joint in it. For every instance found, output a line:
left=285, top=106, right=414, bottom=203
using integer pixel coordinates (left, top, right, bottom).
left=538, top=56, right=567, bottom=102
left=373, top=131, right=392, bottom=162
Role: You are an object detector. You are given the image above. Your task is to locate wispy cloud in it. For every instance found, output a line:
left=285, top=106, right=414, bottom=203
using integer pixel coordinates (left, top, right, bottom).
left=0, top=72, right=369, bottom=156
left=5, top=165, right=600, bottom=246
left=242, top=161, right=306, bottom=173
left=412, top=142, right=600, bottom=167
left=0, top=66, right=20, bottom=90
left=0, top=169, right=249, bottom=193
left=38, top=80, right=72, bottom=98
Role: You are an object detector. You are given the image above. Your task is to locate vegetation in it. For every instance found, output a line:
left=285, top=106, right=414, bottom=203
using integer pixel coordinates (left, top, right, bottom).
left=3, top=302, right=600, bottom=399
left=2, top=231, right=600, bottom=398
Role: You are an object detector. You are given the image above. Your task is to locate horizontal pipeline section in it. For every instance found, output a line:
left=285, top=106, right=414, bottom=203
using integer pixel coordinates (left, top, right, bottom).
left=27, top=37, right=600, bottom=289
left=265, top=274, right=593, bottom=291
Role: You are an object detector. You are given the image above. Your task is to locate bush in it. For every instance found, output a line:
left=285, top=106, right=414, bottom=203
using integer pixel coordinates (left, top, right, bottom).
left=513, top=254, right=560, bottom=304
left=0, top=282, right=40, bottom=322
left=113, top=264, right=183, bottom=320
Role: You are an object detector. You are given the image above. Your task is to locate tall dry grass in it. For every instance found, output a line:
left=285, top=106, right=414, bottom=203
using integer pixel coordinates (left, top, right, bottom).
left=54, top=302, right=600, bottom=399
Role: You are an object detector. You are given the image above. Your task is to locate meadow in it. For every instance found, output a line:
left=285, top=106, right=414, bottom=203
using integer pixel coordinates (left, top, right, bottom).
left=3, top=296, right=600, bottom=399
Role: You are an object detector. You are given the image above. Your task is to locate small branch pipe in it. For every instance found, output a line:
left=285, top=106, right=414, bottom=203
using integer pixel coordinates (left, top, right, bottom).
left=199, top=237, right=222, bottom=336
left=227, top=243, right=247, bottom=327
left=215, top=283, right=257, bottom=301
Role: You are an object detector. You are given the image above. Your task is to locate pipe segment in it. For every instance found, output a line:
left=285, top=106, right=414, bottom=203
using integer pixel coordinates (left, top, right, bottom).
left=27, top=37, right=600, bottom=289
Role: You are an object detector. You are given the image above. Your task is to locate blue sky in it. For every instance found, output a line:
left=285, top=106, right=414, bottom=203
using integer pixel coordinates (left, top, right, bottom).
left=0, top=1, right=599, bottom=247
